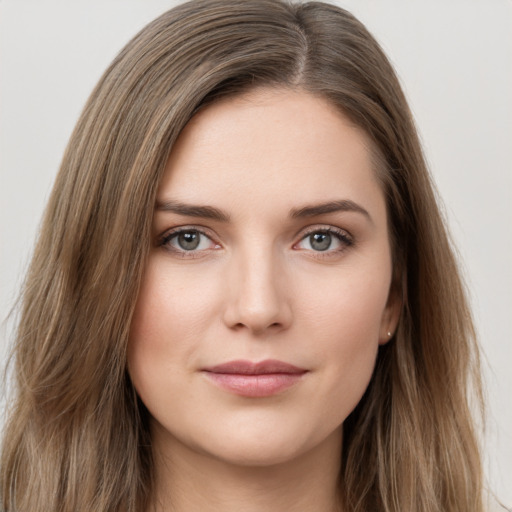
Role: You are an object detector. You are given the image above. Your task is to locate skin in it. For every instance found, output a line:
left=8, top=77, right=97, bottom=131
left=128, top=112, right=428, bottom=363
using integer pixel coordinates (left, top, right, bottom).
left=128, top=87, right=400, bottom=512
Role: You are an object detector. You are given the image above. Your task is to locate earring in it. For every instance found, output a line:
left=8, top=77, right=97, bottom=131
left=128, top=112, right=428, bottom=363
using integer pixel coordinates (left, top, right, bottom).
left=387, top=331, right=392, bottom=338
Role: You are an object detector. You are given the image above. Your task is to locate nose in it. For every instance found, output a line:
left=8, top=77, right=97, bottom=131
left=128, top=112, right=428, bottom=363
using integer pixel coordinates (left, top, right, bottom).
left=222, top=245, right=292, bottom=336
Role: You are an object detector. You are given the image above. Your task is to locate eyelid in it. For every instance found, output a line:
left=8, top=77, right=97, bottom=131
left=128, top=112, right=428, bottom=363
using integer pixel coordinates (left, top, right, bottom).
left=292, top=224, right=354, bottom=257
left=294, top=224, right=353, bottom=243
left=158, top=225, right=221, bottom=258
left=298, top=224, right=352, bottom=239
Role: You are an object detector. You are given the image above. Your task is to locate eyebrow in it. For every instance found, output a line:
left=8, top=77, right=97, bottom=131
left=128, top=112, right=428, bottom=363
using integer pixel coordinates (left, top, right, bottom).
left=289, top=200, right=371, bottom=221
left=156, top=199, right=231, bottom=222
left=155, top=199, right=371, bottom=223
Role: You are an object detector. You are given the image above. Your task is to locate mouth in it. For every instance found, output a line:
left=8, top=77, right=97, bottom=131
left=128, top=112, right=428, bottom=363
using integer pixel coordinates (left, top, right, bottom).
left=201, top=359, right=308, bottom=398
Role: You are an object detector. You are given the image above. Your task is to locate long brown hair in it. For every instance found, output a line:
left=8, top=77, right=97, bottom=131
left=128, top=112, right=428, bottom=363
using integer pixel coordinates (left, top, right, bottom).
left=1, top=1, right=484, bottom=510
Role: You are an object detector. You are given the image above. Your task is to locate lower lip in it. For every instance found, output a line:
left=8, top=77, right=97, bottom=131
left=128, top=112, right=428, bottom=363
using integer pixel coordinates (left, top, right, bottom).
left=202, top=372, right=306, bottom=397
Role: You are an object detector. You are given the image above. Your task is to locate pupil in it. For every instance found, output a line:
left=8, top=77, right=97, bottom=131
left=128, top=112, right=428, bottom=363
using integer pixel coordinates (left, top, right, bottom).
left=310, top=232, right=331, bottom=251
left=178, top=231, right=200, bottom=250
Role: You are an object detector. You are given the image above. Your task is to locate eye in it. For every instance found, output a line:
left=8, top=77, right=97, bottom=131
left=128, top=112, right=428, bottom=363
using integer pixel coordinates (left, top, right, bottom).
left=160, top=228, right=220, bottom=256
left=294, top=227, right=353, bottom=254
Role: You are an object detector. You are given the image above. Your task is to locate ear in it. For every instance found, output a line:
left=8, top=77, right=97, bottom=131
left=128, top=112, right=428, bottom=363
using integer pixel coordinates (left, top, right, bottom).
left=378, top=282, right=402, bottom=345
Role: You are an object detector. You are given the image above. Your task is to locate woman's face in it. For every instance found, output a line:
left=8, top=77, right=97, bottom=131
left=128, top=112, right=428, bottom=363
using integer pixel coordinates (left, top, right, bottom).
left=128, top=88, right=399, bottom=468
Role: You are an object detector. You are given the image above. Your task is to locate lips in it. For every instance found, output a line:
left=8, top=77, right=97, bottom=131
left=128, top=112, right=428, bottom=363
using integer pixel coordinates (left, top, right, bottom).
left=202, top=359, right=308, bottom=397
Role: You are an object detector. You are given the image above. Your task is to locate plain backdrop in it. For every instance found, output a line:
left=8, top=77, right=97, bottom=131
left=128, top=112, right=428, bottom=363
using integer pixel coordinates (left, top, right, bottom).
left=1, top=0, right=511, bottom=506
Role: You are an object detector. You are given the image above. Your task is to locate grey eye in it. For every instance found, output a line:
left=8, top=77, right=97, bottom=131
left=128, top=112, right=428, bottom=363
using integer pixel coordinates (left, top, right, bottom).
left=309, top=232, right=332, bottom=251
left=176, top=231, right=201, bottom=250
left=161, top=228, right=219, bottom=256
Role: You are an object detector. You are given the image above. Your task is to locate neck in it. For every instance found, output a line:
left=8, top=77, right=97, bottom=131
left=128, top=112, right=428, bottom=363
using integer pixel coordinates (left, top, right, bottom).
left=149, top=427, right=343, bottom=512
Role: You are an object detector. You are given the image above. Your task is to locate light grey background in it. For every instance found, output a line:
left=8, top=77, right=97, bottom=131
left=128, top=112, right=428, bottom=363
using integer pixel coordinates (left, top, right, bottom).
left=1, top=0, right=511, bottom=506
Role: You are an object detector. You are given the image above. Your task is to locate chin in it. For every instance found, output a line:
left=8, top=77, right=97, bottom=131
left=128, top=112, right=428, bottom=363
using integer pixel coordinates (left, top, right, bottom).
left=189, top=420, right=343, bottom=470
left=216, top=439, right=308, bottom=467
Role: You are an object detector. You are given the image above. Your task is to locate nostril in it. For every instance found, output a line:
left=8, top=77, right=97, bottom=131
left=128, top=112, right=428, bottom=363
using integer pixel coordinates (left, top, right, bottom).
left=231, top=321, right=283, bottom=335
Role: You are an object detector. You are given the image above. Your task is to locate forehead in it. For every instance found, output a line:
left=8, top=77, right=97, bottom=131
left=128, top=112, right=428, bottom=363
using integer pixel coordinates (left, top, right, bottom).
left=158, top=87, right=385, bottom=224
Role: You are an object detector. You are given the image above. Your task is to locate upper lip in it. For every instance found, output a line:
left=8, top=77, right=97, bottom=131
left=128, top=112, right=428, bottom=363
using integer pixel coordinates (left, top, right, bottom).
left=203, top=359, right=307, bottom=375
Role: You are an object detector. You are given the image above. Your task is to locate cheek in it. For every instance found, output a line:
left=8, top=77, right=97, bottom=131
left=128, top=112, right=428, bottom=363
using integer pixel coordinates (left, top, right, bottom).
left=127, top=255, right=232, bottom=412
left=128, top=259, right=203, bottom=397
left=129, top=258, right=218, bottom=346
left=296, top=258, right=391, bottom=345
left=293, top=260, right=391, bottom=406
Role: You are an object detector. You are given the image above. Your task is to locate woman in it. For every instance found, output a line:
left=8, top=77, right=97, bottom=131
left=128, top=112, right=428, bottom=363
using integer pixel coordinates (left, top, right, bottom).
left=0, top=0, right=487, bottom=511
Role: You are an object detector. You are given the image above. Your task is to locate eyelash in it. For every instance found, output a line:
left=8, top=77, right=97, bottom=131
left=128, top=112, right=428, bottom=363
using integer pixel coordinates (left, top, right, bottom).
left=159, top=227, right=218, bottom=260
left=158, top=225, right=354, bottom=260
left=296, top=226, right=354, bottom=258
